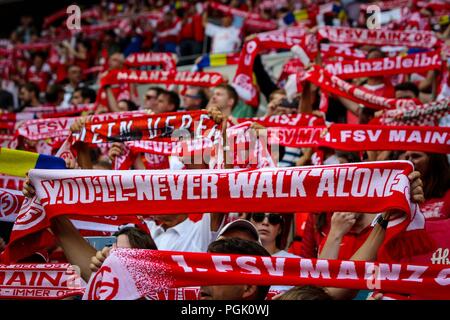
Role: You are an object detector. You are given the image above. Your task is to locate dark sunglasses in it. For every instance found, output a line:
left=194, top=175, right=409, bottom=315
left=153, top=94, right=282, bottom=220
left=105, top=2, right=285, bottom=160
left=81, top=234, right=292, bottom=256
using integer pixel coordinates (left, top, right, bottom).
left=251, top=213, right=283, bottom=225
left=145, top=95, right=157, bottom=100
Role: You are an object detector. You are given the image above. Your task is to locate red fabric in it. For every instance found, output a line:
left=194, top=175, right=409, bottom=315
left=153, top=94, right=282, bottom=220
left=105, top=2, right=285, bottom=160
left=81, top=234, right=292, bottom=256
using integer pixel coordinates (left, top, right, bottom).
left=374, top=97, right=450, bottom=126
left=141, top=153, right=170, bottom=170
left=125, top=52, right=176, bottom=71
left=318, top=26, right=440, bottom=48
left=99, top=69, right=224, bottom=88
left=259, top=124, right=450, bottom=154
left=420, top=189, right=450, bottom=220
left=324, top=51, right=443, bottom=80
left=156, top=18, right=181, bottom=44
left=26, top=65, right=52, bottom=92
left=299, top=213, right=330, bottom=258
left=302, top=65, right=423, bottom=110
left=233, top=27, right=317, bottom=106
left=319, top=226, right=372, bottom=260
left=85, top=248, right=450, bottom=300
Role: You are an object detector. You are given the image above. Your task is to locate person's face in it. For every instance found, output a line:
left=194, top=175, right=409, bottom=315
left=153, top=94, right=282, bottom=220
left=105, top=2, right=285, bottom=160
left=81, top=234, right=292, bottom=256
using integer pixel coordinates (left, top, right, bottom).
left=117, top=100, right=130, bottom=112
left=395, top=90, right=416, bottom=99
left=222, top=15, right=232, bottom=27
left=155, top=93, right=175, bottom=113
left=399, top=151, right=430, bottom=177
left=19, top=87, right=32, bottom=104
left=115, top=234, right=132, bottom=248
left=270, top=93, right=286, bottom=104
left=68, top=67, right=82, bottom=83
left=33, top=56, right=44, bottom=69
left=183, top=88, right=202, bottom=110
left=211, top=88, right=231, bottom=111
left=144, top=89, right=159, bottom=110
left=71, top=90, right=83, bottom=105
left=109, top=54, right=124, bottom=70
left=249, top=213, right=282, bottom=247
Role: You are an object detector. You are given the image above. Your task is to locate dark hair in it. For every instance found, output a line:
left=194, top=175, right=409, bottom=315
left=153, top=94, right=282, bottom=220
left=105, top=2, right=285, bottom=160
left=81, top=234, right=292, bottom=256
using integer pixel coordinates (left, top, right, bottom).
left=45, top=84, right=65, bottom=104
left=74, top=87, right=97, bottom=103
left=277, top=285, right=332, bottom=300
left=215, top=84, right=239, bottom=109
left=423, top=153, right=450, bottom=199
left=207, top=238, right=271, bottom=300
left=147, top=86, right=164, bottom=96
left=195, top=88, right=209, bottom=109
left=335, top=151, right=361, bottom=163
left=161, top=90, right=181, bottom=111
left=118, top=99, right=138, bottom=111
left=21, top=82, right=40, bottom=98
left=394, top=82, right=419, bottom=98
left=113, top=227, right=157, bottom=249
left=367, top=48, right=385, bottom=59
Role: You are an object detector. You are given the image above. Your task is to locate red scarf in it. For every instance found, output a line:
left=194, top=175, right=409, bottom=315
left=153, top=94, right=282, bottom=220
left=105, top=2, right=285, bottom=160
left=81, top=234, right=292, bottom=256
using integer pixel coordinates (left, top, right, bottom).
left=233, top=27, right=317, bottom=106
left=374, top=98, right=450, bottom=126
left=100, top=69, right=224, bottom=88
left=318, top=26, right=440, bottom=48
left=301, top=65, right=419, bottom=110
left=0, top=188, right=24, bottom=223
left=263, top=124, right=450, bottom=154
left=27, top=162, right=414, bottom=217
left=84, top=248, right=450, bottom=300
left=3, top=162, right=434, bottom=264
left=0, top=264, right=84, bottom=299
left=0, top=175, right=25, bottom=191
left=320, top=44, right=366, bottom=62
left=16, top=111, right=149, bottom=141
left=125, top=52, right=177, bottom=71
left=236, top=113, right=325, bottom=127
left=324, top=51, right=443, bottom=79
left=71, top=110, right=220, bottom=145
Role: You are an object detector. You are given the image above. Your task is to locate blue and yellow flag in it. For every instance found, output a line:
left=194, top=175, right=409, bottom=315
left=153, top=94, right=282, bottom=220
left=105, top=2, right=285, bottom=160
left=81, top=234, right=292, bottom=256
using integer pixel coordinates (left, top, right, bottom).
left=0, top=148, right=66, bottom=177
left=194, top=53, right=240, bottom=71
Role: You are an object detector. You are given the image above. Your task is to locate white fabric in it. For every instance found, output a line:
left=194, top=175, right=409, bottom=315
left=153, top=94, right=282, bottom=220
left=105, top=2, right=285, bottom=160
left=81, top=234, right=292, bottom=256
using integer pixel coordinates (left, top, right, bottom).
left=205, top=23, right=241, bottom=54
left=145, top=214, right=218, bottom=252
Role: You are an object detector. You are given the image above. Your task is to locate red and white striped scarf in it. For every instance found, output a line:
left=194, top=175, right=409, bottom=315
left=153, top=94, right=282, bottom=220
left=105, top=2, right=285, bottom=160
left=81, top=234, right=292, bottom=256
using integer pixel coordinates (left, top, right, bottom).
left=0, top=263, right=84, bottom=300
left=83, top=248, right=450, bottom=300
left=317, top=26, right=440, bottom=48
left=125, top=52, right=177, bottom=71
left=233, top=27, right=318, bottom=106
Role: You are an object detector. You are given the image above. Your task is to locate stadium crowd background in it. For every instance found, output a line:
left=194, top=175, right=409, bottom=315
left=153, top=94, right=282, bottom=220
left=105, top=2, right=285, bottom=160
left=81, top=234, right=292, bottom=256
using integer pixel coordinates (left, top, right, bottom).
left=0, top=0, right=449, bottom=301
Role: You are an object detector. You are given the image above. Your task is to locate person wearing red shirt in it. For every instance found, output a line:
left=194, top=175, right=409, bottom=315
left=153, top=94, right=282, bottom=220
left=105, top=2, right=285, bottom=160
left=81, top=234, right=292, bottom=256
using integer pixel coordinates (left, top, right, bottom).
left=179, top=5, right=204, bottom=60
left=156, top=11, right=181, bottom=53
left=26, top=53, right=52, bottom=93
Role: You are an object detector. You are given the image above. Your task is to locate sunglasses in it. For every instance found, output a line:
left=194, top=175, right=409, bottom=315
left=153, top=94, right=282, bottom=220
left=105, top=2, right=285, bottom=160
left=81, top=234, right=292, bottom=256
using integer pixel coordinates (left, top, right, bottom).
left=250, top=213, right=283, bottom=225
left=145, top=95, right=157, bottom=100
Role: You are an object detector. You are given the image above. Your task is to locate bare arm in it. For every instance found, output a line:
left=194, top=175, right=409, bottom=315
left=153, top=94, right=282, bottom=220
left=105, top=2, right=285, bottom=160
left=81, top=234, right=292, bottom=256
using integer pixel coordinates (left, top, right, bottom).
left=23, top=177, right=96, bottom=282
left=50, top=216, right=97, bottom=282
left=105, top=87, right=120, bottom=113
left=337, top=96, right=360, bottom=117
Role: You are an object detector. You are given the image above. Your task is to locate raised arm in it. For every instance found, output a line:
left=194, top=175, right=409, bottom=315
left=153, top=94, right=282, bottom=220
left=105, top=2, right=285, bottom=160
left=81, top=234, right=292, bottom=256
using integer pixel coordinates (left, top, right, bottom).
left=23, top=174, right=96, bottom=282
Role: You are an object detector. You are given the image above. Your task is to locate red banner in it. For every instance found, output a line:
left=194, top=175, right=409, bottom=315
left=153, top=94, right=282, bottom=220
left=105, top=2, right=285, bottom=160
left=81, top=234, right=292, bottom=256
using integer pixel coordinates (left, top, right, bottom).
left=324, top=51, right=442, bottom=79
left=318, top=26, right=440, bottom=48
left=84, top=249, right=450, bottom=300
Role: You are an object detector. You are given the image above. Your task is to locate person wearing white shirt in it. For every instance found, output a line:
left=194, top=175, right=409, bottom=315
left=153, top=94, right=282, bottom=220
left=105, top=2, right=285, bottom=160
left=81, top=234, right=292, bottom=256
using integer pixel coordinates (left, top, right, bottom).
left=145, top=213, right=224, bottom=252
left=204, top=13, right=241, bottom=54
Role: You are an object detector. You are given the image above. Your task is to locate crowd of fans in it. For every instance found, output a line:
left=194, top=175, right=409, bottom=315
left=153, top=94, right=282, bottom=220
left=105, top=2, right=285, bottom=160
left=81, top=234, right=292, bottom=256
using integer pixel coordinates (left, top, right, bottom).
left=0, top=0, right=450, bottom=301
